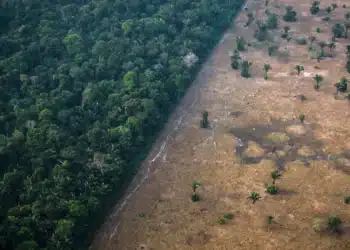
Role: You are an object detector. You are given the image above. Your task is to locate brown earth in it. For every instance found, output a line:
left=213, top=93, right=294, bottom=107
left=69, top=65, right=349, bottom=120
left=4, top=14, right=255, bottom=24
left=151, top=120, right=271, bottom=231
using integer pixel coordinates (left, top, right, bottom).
left=92, top=0, right=350, bottom=249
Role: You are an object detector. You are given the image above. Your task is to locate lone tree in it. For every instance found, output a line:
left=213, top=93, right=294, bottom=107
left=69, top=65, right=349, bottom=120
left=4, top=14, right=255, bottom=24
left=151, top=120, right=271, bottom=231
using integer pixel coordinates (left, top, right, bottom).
left=295, top=65, right=304, bottom=76
left=281, top=26, right=290, bottom=39
left=236, top=36, right=246, bottom=51
left=271, top=170, right=281, bottom=184
left=245, top=12, right=254, bottom=27
left=241, top=60, right=252, bottom=78
left=313, top=74, right=324, bottom=90
left=200, top=111, right=209, bottom=128
left=264, top=63, right=272, bottom=80
left=249, top=192, right=261, bottom=204
left=310, top=1, right=320, bottom=14
left=230, top=50, right=241, bottom=70
left=283, top=6, right=297, bottom=22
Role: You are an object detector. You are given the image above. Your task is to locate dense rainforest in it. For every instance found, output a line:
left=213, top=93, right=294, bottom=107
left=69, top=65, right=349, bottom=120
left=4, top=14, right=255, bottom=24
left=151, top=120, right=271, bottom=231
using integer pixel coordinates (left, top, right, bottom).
left=0, top=0, right=245, bottom=249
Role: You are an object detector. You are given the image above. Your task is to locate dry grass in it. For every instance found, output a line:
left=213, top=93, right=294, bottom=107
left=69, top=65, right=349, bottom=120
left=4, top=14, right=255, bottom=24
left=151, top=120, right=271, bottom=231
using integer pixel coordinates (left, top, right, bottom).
left=92, top=0, right=350, bottom=249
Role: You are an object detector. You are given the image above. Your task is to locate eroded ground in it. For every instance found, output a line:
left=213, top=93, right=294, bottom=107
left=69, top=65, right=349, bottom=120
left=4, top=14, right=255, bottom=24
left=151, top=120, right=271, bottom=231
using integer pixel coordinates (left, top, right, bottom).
left=92, top=0, right=350, bottom=249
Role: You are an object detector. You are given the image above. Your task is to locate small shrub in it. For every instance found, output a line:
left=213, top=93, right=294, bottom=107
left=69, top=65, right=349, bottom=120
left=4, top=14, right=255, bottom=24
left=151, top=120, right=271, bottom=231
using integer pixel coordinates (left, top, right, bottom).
left=267, top=216, right=274, bottom=224
left=192, top=181, right=201, bottom=193
left=299, top=114, right=305, bottom=123
left=268, top=45, right=278, bottom=56
left=332, top=23, right=345, bottom=38
left=241, top=60, right=252, bottom=78
left=335, top=77, right=348, bottom=92
left=344, top=196, right=350, bottom=204
left=230, top=50, right=241, bottom=70
left=316, top=27, right=321, bottom=33
left=322, top=16, right=330, bottom=22
left=271, top=170, right=281, bottom=184
left=236, top=36, right=246, bottom=51
left=255, top=21, right=268, bottom=41
left=295, top=36, right=307, bottom=45
left=191, top=194, right=200, bottom=202
left=223, top=213, right=233, bottom=220
left=343, top=4, right=347, bottom=8
left=331, top=3, right=338, bottom=10
left=265, top=184, right=278, bottom=195
left=295, top=65, right=304, bottom=75
left=267, top=13, right=279, bottom=29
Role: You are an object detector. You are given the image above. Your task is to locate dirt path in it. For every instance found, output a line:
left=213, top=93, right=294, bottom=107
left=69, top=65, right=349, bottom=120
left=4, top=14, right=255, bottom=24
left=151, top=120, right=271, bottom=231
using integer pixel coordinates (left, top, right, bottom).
left=92, top=0, right=350, bottom=249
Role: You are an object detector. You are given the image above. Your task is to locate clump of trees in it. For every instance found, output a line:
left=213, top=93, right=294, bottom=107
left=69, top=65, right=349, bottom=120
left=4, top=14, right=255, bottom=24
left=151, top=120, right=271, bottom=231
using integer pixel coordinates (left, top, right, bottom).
left=283, top=6, right=297, bottom=22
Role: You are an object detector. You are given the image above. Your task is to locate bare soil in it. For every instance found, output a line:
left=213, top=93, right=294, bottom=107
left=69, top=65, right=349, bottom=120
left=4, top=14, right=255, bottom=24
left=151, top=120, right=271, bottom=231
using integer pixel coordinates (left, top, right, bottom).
left=92, top=0, right=350, bottom=249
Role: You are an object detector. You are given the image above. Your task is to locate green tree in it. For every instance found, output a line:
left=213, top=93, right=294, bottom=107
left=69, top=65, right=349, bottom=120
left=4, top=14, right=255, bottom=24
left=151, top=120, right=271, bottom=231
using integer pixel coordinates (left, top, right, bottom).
left=328, top=215, right=342, bottom=233
left=266, top=184, right=278, bottom=194
left=200, top=111, right=209, bottom=128
left=267, top=13, right=278, bottom=29
left=283, top=6, right=297, bottom=22
left=313, top=74, right=324, bottom=90
left=230, top=50, right=241, bottom=70
left=236, top=36, right=246, bottom=51
left=332, top=23, right=345, bottom=38
left=282, top=26, right=290, bottom=39
left=310, top=1, right=320, bottom=14
left=245, top=12, right=254, bottom=27
left=299, top=114, right=305, bottom=123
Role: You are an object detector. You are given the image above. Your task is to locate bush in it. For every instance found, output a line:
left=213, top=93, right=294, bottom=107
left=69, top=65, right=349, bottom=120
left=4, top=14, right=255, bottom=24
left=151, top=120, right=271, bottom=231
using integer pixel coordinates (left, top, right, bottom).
left=328, top=215, right=342, bottom=233
left=332, top=23, right=345, bottom=38
left=224, top=213, right=234, bottom=220
left=344, top=196, right=350, bottom=204
left=217, top=218, right=227, bottom=225
left=310, top=1, right=320, bottom=14
left=191, top=194, right=200, bottom=202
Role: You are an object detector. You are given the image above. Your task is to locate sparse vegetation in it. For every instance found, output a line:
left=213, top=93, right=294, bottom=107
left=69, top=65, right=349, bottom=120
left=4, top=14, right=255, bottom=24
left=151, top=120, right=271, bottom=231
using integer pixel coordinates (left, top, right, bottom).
left=249, top=192, right=261, bottom=204
left=310, top=1, right=320, bottom=15
left=295, top=36, right=307, bottom=45
left=295, top=65, right=304, bottom=75
left=241, top=61, right=252, bottom=78
left=200, top=111, right=209, bottom=128
left=266, top=184, right=278, bottom=195
left=264, top=64, right=272, bottom=80
left=283, top=6, right=297, bottom=22
left=271, top=170, right=281, bottom=184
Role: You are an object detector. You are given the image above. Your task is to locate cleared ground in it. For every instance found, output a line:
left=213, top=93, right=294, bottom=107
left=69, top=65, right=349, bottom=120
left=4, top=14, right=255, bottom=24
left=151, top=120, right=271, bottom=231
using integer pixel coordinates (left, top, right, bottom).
left=92, top=0, right=350, bottom=249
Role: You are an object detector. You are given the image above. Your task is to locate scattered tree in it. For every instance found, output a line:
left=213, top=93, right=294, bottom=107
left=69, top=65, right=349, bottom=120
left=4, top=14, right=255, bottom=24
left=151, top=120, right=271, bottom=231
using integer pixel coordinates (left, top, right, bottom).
left=281, top=26, right=290, bottom=39
left=249, top=192, right=261, bottom=204
left=230, top=50, right=241, bottom=70
left=271, top=170, right=281, bottom=184
left=255, top=21, right=268, bottom=41
left=191, top=181, right=201, bottom=202
left=267, top=215, right=274, bottom=224
left=267, top=13, right=279, bottom=29
left=332, top=23, right=345, bottom=38
left=327, top=215, right=342, bottom=233
left=344, top=196, right=350, bottom=204
left=200, top=111, right=209, bottom=128
left=313, top=74, right=324, bottom=90
left=241, top=60, right=252, bottom=78
left=295, top=65, right=304, bottom=75
left=266, top=184, right=278, bottom=194
left=299, top=114, right=305, bottom=123
left=310, top=1, right=320, bottom=14
left=264, top=64, right=272, bottom=80
left=245, top=12, right=254, bottom=27
left=316, top=27, right=321, bottom=33
left=335, top=77, right=348, bottom=92
left=224, top=213, right=233, bottom=220
left=236, top=36, right=246, bottom=51
left=283, top=6, right=297, bottom=22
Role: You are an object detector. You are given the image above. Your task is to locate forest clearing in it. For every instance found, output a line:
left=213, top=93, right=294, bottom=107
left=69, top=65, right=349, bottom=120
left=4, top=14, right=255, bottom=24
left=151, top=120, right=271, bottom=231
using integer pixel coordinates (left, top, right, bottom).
left=93, top=0, right=350, bottom=249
